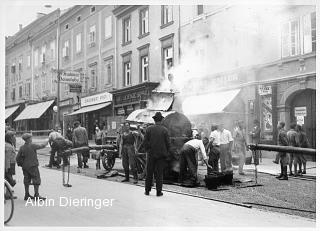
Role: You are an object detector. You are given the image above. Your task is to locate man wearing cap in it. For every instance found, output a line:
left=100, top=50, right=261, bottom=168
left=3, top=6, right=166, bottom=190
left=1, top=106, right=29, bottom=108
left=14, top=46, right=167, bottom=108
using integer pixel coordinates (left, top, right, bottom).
left=143, top=112, right=171, bottom=196
left=72, top=121, right=89, bottom=171
left=16, top=133, right=48, bottom=200
left=46, top=126, right=64, bottom=168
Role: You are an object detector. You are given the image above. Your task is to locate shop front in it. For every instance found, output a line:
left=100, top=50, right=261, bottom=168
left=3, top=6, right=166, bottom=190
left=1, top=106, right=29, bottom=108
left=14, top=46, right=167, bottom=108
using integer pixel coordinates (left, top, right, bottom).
left=5, top=103, right=25, bottom=129
left=67, top=92, right=113, bottom=140
left=14, top=100, right=55, bottom=132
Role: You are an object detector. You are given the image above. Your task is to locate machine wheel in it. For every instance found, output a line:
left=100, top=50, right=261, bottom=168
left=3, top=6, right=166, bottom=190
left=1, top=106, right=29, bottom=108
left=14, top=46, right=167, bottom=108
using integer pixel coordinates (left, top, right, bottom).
left=102, top=152, right=116, bottom=171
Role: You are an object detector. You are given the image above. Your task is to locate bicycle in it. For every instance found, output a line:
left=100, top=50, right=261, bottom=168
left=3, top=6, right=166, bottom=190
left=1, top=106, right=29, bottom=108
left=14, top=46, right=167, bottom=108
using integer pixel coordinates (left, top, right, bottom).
left=4, top=179, right=14, bottom=224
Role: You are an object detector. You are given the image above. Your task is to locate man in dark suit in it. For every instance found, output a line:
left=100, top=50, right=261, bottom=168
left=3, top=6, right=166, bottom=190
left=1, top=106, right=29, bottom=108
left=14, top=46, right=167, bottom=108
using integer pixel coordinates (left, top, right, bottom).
left=72, top=121, right=89, bottom=172
left=143, top=112, right=170, bottom=196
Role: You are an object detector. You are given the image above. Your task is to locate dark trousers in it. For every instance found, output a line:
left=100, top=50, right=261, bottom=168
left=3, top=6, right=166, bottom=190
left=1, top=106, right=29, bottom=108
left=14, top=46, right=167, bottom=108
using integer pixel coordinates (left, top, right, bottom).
left=122, top=144, right=138, bottom=180
left=208, top=146, right=220, bottom=173
left=145, top=155, right=165, bottom=193
left=49, top=147, right=60, bottom=166
left=5, top=171, right=15, bottom=187
left=179, top=145, right=198, bottom=183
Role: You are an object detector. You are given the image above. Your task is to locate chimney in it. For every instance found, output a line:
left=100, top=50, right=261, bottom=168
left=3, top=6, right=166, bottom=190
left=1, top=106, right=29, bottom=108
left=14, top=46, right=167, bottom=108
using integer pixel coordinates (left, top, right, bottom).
left=37, top=12, right=46, bottom=19
left=19, top=24, right=23, bottom=31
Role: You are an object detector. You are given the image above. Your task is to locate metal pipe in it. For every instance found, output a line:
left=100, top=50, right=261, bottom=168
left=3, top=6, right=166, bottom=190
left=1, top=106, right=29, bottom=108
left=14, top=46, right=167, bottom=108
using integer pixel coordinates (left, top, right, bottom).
left=62, top=144, right=117, bottom=155
left=248, top=143, right=316, bottom=156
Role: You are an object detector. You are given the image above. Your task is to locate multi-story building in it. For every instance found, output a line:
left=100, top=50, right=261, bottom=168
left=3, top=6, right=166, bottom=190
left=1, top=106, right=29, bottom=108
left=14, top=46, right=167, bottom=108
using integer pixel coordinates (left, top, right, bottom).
left=5, top=10, right=60, bottom=130
left=111, top=5, right=180, bottom=119
left=58, top=5, right=116, bottom=138
left=178, top=5, right=316, bottom=147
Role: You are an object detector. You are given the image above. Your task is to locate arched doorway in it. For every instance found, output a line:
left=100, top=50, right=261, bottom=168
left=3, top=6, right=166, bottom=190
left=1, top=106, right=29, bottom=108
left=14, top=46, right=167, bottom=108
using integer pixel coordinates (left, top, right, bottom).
left=287, top=89, right=316, bottom=149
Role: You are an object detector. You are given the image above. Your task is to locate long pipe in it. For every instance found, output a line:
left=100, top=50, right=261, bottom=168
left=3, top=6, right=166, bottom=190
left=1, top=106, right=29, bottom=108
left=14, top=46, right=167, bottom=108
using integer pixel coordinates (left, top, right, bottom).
left=62, top=144, right=117, bottom=155
left=248, top=143, right=316, bottom=156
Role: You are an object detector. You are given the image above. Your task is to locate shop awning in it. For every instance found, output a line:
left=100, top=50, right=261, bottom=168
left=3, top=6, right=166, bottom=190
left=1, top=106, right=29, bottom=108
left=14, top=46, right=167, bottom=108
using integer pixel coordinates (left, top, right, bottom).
left=182, top=89, right=241, bottom=115
left=68, top=102, right=111, bottom=116
left=14, top=100, right=55, bottom=121
left=126, top=109, right=175, bottom=124
left=5, top=105, right=19, bottom=119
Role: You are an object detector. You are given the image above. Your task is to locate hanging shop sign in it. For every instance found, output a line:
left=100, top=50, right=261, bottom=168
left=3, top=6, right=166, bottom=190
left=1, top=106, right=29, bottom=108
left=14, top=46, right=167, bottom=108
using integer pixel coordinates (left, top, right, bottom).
left=59, top=98, right=74, bottom=107
left=294, top=106, right=307, bottom=117
left=69, top=84, right=82, bottom=93
left=81, top=92, right=112, bottom=107
left=60, top=71, right=81, bottom=84
left=258, top=85, right=272, bottom=95
left=296, top=115, right=304, bottom=125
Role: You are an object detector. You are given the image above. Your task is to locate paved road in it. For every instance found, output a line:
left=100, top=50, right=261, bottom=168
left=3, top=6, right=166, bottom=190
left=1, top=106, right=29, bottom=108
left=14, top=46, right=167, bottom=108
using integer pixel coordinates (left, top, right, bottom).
left=6, top=162, right=315, bottom=227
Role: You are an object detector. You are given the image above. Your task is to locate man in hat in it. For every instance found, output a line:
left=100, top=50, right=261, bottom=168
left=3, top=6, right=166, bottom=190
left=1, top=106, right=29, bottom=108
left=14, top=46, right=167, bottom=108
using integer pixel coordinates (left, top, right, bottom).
left=250, top=119, right=261, bottom=164
left=276, top=121, right=289, bottom=180
left=143, top=112, right=170, bottom=196
left=72, top=121, right=89, bottom=171
left=16, top=133, right=48, bottom=200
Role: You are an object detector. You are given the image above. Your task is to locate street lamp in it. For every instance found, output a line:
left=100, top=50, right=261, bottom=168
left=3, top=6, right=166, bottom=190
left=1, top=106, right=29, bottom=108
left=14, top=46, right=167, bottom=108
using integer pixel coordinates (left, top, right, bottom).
left=45, top=5, right=61, bottom=128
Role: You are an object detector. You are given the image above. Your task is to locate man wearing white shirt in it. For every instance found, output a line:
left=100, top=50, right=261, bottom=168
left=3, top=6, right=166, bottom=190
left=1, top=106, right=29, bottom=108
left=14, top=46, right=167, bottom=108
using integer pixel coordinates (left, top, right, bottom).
left=219, top=123, right=234, bottom=173
left=208, top=124, right=221, bottom=172
left=179, top=135, right=212, bottom=186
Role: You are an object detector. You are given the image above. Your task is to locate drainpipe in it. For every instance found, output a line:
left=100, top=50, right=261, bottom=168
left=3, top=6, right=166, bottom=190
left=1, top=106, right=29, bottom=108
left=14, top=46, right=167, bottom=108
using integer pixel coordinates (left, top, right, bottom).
left=113, top=13, right=117, bottom=116
left=178, top=5, right=181, bottom=63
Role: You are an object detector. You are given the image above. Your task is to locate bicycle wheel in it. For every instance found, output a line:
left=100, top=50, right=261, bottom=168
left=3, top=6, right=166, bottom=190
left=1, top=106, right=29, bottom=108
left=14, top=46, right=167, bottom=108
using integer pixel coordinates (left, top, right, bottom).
left=4, top=183, right=14, bottom=224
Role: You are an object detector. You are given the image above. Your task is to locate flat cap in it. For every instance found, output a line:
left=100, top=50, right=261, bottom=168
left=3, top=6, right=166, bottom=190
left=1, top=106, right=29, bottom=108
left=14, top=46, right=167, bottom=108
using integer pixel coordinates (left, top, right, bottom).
left=22, top=133, right=32, bottom=141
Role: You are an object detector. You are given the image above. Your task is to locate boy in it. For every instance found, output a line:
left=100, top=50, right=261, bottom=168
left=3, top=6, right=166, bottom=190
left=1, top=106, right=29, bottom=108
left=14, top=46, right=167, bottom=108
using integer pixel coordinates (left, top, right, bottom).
left=16, top=133, right=48, bottom=200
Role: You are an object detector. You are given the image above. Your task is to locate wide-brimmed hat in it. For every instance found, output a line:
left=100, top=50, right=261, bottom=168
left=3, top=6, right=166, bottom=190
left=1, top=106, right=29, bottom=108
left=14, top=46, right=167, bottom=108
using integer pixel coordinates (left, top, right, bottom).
left=22, top=133, right=32, bottom=141
left=152, top=112, right=164, bottom=121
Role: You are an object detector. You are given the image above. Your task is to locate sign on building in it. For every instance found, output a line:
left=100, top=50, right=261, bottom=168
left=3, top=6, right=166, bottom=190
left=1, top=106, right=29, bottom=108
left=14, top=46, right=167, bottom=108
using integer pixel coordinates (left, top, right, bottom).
left=60, top=71, right=81, bottom=84
left=258, top=85, right=272, bottom=95
left=81, top=92, right=112, bottom=107
left=294, top=106, right=307, bottom=117
left=296, top=115, right=304, bottom=125
left=69, top=84, right=82, bottom=93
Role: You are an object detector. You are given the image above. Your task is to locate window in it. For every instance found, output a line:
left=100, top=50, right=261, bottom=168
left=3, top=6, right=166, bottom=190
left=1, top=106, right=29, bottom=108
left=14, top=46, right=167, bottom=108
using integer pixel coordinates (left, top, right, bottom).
left=89, top=64, right=97, bottom=88
left=302, top=12, right=316, bottom=54
left=104, top=59, right=112, bottom=85
left=34, top=49, right=39, bottom=66
left=197, top=5, right=204, bottom=15
left=12, top=88, right=15, bottom=101
left=65, top=24, right=69, bottom=30
left=11, top=63, right=16, bottom=74
left=163, top=46, right=173, bottom=73
left=50, top=40, right=55, bottom=60
left=19, top=86, right=22, bottom=98
left=281, top=20, right=298, bottom=57
left=27, top=55, right=31, bottom=67
left=123, top=17, right=131, bottom=44
left=77, top=15, right=81, bottom=22
left=90, top=6, right=96, bottom=13
left=51, top=73, right=56, bottom=93
left=62, top=40, right=69, bottom=58
left=140, top=8, right=149, bottom=36
left=162, top=5, right=173, bottom=25
left=105, top=16, right=112, bottom=39
left=41, top=45, right=46, bottom=63
left=124, top=62, right=131, bottom=86
left=141, top=56, right=149, bottom=82
left=42, top=74, right=46, bottom=91
left=89, top=25, right=96, bottom=45
left=18, top=57, right=22, bottom=72
left=76, top=33, right=82, bottom=53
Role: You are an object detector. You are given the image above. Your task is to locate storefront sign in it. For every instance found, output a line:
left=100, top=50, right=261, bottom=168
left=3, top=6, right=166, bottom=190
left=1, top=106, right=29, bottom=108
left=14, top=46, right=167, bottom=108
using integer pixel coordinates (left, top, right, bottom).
left=294, top=107, right=307, bottom=117
left=258, top=85, right=272, bottom=95
left=69, top=84, right=82, bottom=93
left=81, top=92, right=112, bottom=107
left=60, top=71, right=81, bottom=84
left=296, top=115, right=304, bottom=125
left=117, top=108, right=125, bottom=115
left=115, top=90, right=147, bottom=105
left=59, top=98, right=74, bottom=107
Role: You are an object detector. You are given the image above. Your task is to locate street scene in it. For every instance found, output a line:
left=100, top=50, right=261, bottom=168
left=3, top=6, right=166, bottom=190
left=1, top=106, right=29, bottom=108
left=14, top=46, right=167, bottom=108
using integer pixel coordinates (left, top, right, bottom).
left=4, top=2, right=317, bottom=229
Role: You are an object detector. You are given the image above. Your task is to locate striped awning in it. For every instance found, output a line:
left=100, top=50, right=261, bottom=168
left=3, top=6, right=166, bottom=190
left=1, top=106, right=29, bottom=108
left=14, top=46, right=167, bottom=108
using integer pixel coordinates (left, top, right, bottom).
left=68, top=102, right=111, bottom=116
left=5, top=105, right=19, bottom=119
left=14, top=100, right=55, bottom=121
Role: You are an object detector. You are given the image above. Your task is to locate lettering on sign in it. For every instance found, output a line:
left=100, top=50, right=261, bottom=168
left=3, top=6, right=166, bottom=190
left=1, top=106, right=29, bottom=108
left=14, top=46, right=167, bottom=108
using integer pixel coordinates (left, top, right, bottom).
left=60, top=71, right=81, bottom=84
left=69, top=84, right=82, bottom=93
left=258, top=85, right=272, bottom=95
left=81, top=92, right=112, bottom=107
left=294, top=106, right=307, bottom=117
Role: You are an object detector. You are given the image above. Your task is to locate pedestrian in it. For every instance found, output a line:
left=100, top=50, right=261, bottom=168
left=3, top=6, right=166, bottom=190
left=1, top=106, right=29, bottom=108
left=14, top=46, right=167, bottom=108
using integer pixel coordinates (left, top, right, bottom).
left=101, top=124, right=108, bottom=145
left=249, top=119, right=261, bottom=164
left=179, top=134, right=212, bottom=186
left=276, top=122, right=289, bottom=180
left=72, top=121, right=89, bottom=172
left=208, top=124, right=220, bottom=173
left=119, top=122, right=139, bottom=184
left=65, top=124, right=73, bottom=141
left=50, top=133, right=73, bottom=167
left=16, top=133, right=48, bottom=200
left=287, top=122, right=300, bottom=176
left=143, top=112, right=171, bottom=196
left=5, top=131, right=17, bottom=188
left=46, top=126, right=64, bottom=168
left=219, top=123, right=234, bottom=173
left=296, top=124, right=309, bottom=174
left=233, top=120, right=249, bottom=175
left=95, top=126, right=103, bottom=145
